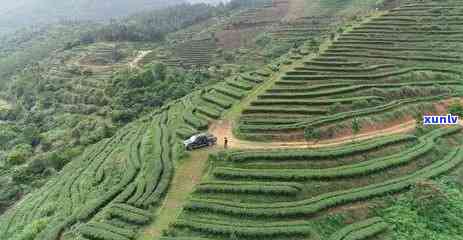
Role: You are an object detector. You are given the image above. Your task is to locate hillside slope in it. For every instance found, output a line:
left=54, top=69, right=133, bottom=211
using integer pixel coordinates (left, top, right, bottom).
left=1, top=1, right=463, bottom=240
left=0, top=0, right=185, bottom=35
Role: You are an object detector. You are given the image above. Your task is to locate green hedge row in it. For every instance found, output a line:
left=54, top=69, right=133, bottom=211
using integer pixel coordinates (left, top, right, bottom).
left=226, top=79, right=254, bottom=91
left=293, top=64, right=395, bottom=73
left=239, top=95, right=452, bottom=133
left=385, top=13, right=463, bottom=18
left=185, top=147, right=463, bottom=217
left=131, top=122, right=169, bottom=207
left=256, top=69, right=271, bottom=77
left=332, top=40, right=396, bottom=45
left=321, top=52, right=463, bottom=64
left=160, top=238, right=212, bottom=240
left=329, top=217, right=388, bottom=240
left=304, top=60, right=362, bottom=67
left=362, top=21, right=416, bottom=26
left=174, top=218, right=315, bottom=238
left=371, top=16, right=418, bottom=22
left=195, top=181, right=304, bottom=195
left=280, top=67, right=460, bottom=81
left=183, top=110, right=209, bottom=130
left=242, top=106, right=328, bottom=115
left=268, top=83, right=351, bottom=93
left=324, top=49, right=356, bottom=54
left=239, top=117, right=302, bottom=126
left=219, top=134, right=416, bottom=162
left=176, top=127, right=198, bottom=139
left=127, top=123, right=159, bottom=206
left=85, top=222, right=135, bottom=239
left=338, top=36, right=428, bottom=43
left=109, top=202, right=151, bottom=225
left=331, top=44, right=455, bottom=53
left=251, top=96, right=384, bottom=106
left=214, top=127, right=461, bottom=180
left=79, top=225, right=130, bottom=240
left=145, top=124, right=174, bottom=208
left=74, top=128, right=142, bottom=223
left=264, top=85, right=364, bottom=97
left=268, top=81, right=461, bottom=98
left=213, top=86, right=245, bottom=100
left=350, top=29, right=463, bottom=35
left=201, top=93, right=233, bottom=109
left=195, top=105, right=222, bottom=119
left=112, top=204, right=152, bottom=219
left=241, top=73, right=264, bottom=83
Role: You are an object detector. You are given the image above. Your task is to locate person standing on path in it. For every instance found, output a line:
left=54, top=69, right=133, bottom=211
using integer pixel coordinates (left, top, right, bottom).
left=224, top=137, right=228, bottom=149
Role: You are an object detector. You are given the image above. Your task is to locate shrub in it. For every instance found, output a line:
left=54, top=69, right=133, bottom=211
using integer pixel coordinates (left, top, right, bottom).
left=7, top=144, right=32, bottom=166
left=352, top=100, right=370, bottom=109
left=196, top=181, right=303, bottom=195
left=329, top=103, right=343, bottom=113
left=255, top=33, right=272, bottom=47
left=79, top=225, right=130, bottom=240
left=174, top=218, right=315, bottom=238
left=304, top=127, right=322, bottom=141
left=449, top=100, right=463, bottom=117
left=10, top=218, right=50, bottom=240
left=329, top=217, right=388, bottom=240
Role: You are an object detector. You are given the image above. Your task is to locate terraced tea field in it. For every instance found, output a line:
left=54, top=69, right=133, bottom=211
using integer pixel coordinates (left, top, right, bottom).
left=178, top=69, right=271, bottom=139
left=0, top=66, right=270, bottom=240
left=237, top=0, right=463, bottom=141
left=271, top=15, right=333, bottom=43
left=165, top=1, right=463, bottom=240
left=169, top=126, right=463, bottom=239
left=42, top=42, right=132, bottom=116
left=173, top=38, right=218, bottom=68
left=3, top=1, right=463, bottom=240
left=226, top=0, right=284, bottom=28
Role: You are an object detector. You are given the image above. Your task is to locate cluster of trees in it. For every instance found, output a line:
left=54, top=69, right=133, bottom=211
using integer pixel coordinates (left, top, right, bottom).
left=379, top=178, right=463, bottom=239
left=0, top=23, right=95, bottom=82
left=110, top=62, right=213, bottom=123
left=0, top=0, right=185, bottom=36
left=86, top=0, right=273, bottom=42
left=227, top=0, right=273, bottom=9
left=88, top=3, right=222, bottom=42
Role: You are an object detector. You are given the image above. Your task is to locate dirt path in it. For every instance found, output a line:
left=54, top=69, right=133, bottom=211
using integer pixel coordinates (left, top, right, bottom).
left=210, top=99, right=463, bottom=150
left=210, top=119, right=419, bottom=150
left=129, top=50, right=153, bottom=69
left=137, top=100, right=462, bottom=240
left=137, top=150, right=210, bottom=240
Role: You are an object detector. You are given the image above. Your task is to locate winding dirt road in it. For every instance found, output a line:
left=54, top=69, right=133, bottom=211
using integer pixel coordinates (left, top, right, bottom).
left=209, top=119, right=419, bottom=150
left=129, top=50, right=153, bottom=69
left=209, top=99, right=463, bottom=150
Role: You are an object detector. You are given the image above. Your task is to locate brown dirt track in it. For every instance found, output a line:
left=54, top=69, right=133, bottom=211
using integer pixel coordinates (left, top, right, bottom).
left=209, top=98, right=463, bottom=150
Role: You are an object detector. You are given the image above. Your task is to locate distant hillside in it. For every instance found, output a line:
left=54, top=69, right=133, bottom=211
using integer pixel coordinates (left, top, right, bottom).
left=0, top=0, right=186, bottom=35
left=187, top=0, right=229, bottom=5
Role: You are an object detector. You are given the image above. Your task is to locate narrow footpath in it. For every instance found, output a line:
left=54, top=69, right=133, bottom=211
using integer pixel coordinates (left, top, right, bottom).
left=138, top=150, right=210, bottom=240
